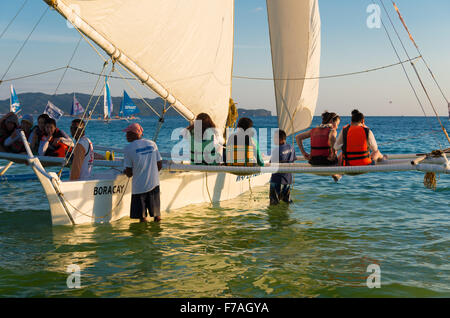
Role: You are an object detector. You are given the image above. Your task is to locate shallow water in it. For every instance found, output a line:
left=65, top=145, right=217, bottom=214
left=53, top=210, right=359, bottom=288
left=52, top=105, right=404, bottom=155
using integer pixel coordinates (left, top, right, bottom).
left=0, top=116, right=449, bottom=297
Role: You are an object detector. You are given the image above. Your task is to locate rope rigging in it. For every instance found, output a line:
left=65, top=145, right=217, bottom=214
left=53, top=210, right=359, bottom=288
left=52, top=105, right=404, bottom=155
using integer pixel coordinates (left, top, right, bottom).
left=58, top=60, right=112, bottom=174
left=0, top=57, right=424, bottom=87
left=377, top=0, right=450, bottom=146
left=53, top=36, right=82, bottom=96
left=390, top=1, right=449, bottom=105
left=233, top=56, right=421, bottom=81
left=0, top=5, right=49, bottom=84
left=0, top=0, right=29, bottom=41
left=372, top=0, right=443, bottom=150
left=66, top=16, right=163, bottom=118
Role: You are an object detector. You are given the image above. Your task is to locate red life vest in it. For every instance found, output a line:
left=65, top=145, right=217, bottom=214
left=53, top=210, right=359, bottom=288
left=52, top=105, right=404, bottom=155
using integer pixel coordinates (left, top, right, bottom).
left=310, top=127, right=332, bottom=158
left=342, top=125, right=372, bottom=166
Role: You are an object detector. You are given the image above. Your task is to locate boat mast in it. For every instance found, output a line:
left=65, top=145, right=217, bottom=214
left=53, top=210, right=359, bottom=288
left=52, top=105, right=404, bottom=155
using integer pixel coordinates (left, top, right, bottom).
left=43, top=0, right=195, bottom=122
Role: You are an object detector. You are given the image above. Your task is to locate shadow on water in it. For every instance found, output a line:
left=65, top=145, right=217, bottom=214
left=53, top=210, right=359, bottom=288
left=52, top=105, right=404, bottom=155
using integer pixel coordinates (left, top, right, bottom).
left=266, top=203, right=297, bottom=229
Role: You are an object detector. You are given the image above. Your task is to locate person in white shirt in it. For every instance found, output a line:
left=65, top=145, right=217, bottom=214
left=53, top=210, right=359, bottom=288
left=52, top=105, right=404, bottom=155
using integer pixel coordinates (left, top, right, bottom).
left=123, top=123, right=162, bottom=223
left=70, top=119, right=103, bottom=181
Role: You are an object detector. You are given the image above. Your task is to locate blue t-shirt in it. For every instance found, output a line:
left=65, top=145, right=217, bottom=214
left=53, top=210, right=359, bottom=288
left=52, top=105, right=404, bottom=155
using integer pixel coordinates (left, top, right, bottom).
left=270, top=143, right=296, bottom=184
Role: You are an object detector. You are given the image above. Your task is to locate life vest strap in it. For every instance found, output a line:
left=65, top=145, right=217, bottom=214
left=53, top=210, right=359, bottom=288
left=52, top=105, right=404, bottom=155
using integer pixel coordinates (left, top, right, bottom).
left=344, top=154, right=371, bottom=161
left=345, top=150, right=370, bottom=155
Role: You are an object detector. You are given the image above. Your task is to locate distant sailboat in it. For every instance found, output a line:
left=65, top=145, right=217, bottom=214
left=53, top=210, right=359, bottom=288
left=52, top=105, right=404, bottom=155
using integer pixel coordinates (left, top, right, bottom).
left=70, top=93, right=84, bottom=117
left=10, top=85, right=21, bottom=114
left=103, top=77, right=113, bottom=122
left=119, top=90, right=140, bottom=120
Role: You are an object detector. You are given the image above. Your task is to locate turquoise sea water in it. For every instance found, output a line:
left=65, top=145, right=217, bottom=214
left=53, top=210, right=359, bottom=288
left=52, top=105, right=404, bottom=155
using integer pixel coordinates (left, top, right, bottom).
left=0, top=116, right=449, bottom=297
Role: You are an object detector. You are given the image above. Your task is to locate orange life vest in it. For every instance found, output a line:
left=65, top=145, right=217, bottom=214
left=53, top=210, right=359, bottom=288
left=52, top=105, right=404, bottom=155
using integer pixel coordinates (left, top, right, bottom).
left=342, top=125, right=372, bottom=166
left=53, top=142, right=73, bottom=157
left=310, top=127, right=332, bottom=158
left=44, top=129, right=73, bottom=157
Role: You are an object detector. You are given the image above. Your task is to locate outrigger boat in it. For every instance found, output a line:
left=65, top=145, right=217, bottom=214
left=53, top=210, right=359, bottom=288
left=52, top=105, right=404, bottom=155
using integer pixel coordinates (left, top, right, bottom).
left=0, top=0, right=449, bottom=226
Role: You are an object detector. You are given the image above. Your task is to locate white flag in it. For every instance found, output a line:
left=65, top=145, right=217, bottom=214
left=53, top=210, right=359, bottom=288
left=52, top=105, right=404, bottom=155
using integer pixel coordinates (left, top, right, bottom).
left=44, top=101, right=64, bottom=120
left=71, top=95, right=84, bottom=116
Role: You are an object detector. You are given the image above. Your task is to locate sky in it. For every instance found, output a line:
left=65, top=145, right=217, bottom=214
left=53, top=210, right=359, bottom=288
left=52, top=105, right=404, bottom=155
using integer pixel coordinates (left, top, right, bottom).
left=0, top=0, right=449, bottom=117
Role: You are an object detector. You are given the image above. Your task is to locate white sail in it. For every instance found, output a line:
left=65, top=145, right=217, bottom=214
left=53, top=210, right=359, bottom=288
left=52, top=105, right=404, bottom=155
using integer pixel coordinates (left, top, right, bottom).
left=267, top=0, right=321, bottom=136
left=48, top=0, right=234, bottom=131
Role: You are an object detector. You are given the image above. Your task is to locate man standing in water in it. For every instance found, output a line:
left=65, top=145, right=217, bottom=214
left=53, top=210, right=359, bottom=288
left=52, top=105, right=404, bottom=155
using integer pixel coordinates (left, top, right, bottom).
left=123, top=123, right=162, bottom=223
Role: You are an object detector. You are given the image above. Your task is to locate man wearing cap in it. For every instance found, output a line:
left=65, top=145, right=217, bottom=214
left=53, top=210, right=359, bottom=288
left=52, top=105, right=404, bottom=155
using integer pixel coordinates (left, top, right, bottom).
left=123, top=123, right=162, bottom=222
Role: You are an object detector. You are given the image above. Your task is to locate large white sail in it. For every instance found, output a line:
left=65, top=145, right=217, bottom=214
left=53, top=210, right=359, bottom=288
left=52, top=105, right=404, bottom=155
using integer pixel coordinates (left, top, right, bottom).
left=46, top=0, right=234, bottom=131
left=267, top=0, right=321, bottom=136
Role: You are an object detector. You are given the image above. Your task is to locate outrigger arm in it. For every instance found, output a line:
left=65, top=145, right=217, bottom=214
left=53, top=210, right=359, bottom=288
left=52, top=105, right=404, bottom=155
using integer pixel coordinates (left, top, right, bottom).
left=19, top=130, right=75, bottom=225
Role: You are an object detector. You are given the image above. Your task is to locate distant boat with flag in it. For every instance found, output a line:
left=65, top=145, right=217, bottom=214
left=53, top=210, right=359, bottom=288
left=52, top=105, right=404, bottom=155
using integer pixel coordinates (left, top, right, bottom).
left=118, top=90, right=140, bottom=120
left=10, top=85, right=21, bottom=114
left=70, top=93, right=84, bottom=117
left=103, top=77, right=113, bottom=122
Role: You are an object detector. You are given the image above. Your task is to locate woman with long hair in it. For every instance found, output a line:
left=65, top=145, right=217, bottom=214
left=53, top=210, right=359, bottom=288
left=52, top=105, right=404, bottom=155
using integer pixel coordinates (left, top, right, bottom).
left=295, top=111, right=341, bottom=181
left=186, top=113, right=224, bottom=165
left=296, top=111, right=341, bottom=166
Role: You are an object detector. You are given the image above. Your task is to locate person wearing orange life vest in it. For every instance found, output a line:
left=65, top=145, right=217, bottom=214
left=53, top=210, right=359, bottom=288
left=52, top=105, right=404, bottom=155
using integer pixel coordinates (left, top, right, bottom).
left=296, top=111, right=342, bottom=181
left=334, top=109, right=386, bottom=166
left=38, top=118, right=74, bottom=157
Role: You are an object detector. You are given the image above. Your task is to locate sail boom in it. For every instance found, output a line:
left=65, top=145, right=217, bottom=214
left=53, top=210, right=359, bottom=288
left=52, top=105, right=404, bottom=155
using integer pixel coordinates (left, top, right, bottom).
left=45, top=0, right=195, bottom=121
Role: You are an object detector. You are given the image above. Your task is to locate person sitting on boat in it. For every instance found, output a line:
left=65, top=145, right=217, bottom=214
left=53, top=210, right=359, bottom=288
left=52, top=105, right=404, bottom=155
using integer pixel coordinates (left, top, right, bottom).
left=69, top=119, right=100, bottom=181
left=186, top=113, right=224, bottom=165
left=295, top=111, right=342, bottom=181
left=296, top=111, right=341, bottom=165
left=20, top=114, right=33, bottom=139
left=334, top=109, right=386, bottom=166
left=0, top=112, right=23, bottom=153
left=38, top=118, right=74, bottom=157
left=2, top=114, right=34, bottom=154
left=28, top=113, right=50, bottom=154
left=123, top=123, right=162, bottom=223
left=269, top=129, right=296, bottom=205
left=224, top=117, right=265, bottom=167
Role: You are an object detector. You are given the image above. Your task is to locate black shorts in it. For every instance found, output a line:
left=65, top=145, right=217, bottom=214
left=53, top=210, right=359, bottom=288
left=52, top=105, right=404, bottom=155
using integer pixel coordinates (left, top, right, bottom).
left=130, top=186, right=161, bottom=219
left=309, top=156, right=338, bottom=166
